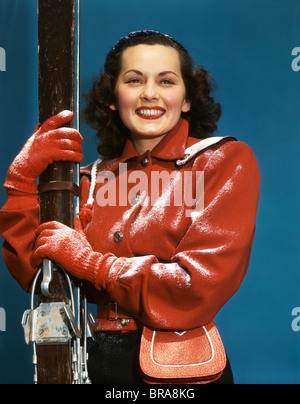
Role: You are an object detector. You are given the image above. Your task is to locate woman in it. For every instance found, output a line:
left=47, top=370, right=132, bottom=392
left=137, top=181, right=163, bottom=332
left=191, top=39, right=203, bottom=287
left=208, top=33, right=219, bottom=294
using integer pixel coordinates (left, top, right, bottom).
left=0, top=31, right=260, bottom=384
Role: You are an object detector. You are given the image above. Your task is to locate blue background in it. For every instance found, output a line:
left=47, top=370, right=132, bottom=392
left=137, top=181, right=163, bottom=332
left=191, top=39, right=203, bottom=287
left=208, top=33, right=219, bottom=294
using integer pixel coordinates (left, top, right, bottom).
left=0, top=0, right=300, bottom=384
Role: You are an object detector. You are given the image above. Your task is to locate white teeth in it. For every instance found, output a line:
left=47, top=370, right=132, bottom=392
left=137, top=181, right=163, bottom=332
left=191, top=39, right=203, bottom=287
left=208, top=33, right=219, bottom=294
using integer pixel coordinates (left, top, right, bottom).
left=137, top=109, right=165, bottom=116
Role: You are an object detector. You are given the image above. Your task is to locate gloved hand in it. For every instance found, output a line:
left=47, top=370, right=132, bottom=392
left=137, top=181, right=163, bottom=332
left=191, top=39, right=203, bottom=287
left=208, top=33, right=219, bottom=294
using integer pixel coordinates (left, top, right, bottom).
left=4, top=110, right=83, bottom=194
left=33, top=218, right=104, bottom=286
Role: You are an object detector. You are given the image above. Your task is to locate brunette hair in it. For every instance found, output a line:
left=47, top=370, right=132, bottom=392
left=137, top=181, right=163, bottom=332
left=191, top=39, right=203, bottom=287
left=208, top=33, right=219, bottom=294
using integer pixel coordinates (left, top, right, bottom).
left=84, top=31, right=222, bottom=158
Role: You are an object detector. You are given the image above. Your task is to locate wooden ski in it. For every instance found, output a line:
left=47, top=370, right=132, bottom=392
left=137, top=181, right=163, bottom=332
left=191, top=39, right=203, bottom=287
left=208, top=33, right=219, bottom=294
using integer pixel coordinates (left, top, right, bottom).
left=36, top=0, right=80, bottom=384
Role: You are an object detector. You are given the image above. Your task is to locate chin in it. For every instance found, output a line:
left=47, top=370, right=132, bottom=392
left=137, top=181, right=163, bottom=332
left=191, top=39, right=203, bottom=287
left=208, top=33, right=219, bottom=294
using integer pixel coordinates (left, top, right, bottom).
left=132, top=129, right=166, bottom=139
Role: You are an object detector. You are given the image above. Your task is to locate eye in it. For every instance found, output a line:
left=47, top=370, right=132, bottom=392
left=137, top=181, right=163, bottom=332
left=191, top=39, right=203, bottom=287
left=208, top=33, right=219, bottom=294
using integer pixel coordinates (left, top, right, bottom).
left=160, top=78, right=175, bottom=85
left=126, top=78, right=141, bottom=84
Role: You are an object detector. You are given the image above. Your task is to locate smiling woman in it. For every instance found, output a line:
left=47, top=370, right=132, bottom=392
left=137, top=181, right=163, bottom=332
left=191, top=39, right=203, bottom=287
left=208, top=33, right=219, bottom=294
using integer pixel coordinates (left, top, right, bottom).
left=110, top=44, right=191, bottom=154
left=84, top=31, right=221, bottom=159
left=0, top=30, right=260, bottom=385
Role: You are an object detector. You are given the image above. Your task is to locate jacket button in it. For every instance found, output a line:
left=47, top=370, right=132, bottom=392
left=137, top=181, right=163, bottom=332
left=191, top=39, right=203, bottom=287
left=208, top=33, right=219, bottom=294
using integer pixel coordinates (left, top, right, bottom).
left=114, top=231, right=123, bottom=243
left=130, top=193, right=140, bottom=205
left=141, top=156, right=149, bottom=167
left=120, top=319, right=130, bottom=327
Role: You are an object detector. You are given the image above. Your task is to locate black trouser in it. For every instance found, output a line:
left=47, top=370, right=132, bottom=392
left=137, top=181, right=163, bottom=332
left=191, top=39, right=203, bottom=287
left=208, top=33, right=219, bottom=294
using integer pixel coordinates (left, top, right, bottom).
left=87, top=330, right=234, bottom=385
left=87, top=330, right=143, bottom=384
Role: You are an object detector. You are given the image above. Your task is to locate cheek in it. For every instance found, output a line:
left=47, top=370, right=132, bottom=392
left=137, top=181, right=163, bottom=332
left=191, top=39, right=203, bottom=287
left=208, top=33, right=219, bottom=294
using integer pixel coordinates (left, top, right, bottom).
left=163, top=90, right=187, bottom=111
left=116, top=87, right=137, bottom=112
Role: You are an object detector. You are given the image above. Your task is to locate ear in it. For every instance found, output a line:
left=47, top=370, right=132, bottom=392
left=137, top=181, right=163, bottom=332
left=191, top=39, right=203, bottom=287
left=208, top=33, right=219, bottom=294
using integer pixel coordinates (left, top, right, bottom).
left=182, top=99, right=191, bottom=113
left=109, top=104, right=118, bottom=111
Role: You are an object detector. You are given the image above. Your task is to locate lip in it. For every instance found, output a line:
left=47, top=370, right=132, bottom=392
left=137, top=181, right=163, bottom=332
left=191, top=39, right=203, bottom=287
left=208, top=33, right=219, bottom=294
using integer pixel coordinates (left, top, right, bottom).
left=135, top=106, right=166, bottom=120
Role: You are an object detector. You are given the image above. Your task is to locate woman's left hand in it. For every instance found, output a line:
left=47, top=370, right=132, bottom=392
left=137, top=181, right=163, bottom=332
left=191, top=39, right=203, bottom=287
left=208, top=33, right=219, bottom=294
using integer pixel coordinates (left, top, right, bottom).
left=33, top=218, right=99, bottom=284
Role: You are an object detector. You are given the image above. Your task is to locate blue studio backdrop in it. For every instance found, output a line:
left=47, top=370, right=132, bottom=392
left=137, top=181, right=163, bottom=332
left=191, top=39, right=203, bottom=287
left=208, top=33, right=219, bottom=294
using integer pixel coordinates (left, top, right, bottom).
left=0, top=0, right=300, bottom=384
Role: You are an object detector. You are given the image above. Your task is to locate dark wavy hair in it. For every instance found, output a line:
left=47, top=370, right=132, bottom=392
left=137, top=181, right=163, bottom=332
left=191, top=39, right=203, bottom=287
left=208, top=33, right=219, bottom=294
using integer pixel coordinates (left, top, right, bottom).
left=84, top=31, right=222, bottom=159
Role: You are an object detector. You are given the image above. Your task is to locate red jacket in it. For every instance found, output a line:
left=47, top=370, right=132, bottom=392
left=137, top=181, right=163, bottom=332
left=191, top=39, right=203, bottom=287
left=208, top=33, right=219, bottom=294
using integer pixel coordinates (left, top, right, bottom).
left=0, top=119, right=260, bottom=331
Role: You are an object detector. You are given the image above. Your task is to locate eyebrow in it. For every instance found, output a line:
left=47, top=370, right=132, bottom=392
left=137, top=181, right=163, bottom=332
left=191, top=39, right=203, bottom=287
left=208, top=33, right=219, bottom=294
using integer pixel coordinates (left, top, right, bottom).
left=123, top=69, right=178, bottom=77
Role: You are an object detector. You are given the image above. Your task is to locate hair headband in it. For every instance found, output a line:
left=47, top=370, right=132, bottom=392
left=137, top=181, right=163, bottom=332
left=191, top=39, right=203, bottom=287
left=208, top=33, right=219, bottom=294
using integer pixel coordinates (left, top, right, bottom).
left=106, top=30, right=187, bottom=60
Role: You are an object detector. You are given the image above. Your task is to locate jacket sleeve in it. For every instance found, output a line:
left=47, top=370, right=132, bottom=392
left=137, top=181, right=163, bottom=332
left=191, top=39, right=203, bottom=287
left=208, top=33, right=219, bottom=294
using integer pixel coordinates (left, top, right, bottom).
left=0, top=173, right=92, bottom=293
left=93, top=141, right=260, bottom=330
left=0, top=191, right=39, bottom=292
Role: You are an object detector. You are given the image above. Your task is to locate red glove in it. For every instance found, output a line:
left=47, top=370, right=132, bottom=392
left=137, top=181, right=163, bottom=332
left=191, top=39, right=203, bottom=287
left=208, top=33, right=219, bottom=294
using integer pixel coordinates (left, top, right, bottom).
left=4, top=110, right=83, bottom=194
left=33, top=218, right=109, bottom=288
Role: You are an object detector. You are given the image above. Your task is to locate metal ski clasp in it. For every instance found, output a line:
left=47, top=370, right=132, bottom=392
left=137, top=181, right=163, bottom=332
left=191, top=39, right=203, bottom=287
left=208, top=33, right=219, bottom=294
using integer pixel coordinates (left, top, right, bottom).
left=40, top=258, right=53, bottom=298
left=22, top=257, right=93, bottom=383
left=22, top=302, right=81, bottom=346
left=21, top=263, right=81, bottom=347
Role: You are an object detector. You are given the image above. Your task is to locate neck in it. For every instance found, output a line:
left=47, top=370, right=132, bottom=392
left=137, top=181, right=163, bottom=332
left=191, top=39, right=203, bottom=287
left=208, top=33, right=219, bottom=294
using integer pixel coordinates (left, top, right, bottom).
left=132, top=133, right=168, bottom=155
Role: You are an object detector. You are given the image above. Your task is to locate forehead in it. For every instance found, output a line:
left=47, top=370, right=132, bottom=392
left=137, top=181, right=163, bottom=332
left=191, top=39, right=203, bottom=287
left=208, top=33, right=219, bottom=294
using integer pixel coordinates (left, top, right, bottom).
left=120, top=44, right=181, bottom=72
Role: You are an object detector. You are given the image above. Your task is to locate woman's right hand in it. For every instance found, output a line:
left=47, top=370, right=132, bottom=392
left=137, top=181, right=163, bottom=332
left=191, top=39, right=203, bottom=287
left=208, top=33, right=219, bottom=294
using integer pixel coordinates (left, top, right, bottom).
left=4, top=110, right=83, bottom=194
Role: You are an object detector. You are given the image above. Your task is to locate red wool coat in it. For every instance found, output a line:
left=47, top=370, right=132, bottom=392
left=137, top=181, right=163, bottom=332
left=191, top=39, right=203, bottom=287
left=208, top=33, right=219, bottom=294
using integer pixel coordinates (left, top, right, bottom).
left=0, top=119, right=260, bottom=331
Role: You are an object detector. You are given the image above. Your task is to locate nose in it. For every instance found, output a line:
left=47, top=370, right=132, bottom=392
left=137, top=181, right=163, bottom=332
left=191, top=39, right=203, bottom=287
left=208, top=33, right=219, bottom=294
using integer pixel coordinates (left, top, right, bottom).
left=140, top=80, right=159, bottom=101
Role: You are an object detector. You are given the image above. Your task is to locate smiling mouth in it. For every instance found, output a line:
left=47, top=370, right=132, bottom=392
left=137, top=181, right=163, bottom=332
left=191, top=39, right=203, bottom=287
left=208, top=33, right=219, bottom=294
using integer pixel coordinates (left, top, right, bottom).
left=136, top=107, right=166, bottom=120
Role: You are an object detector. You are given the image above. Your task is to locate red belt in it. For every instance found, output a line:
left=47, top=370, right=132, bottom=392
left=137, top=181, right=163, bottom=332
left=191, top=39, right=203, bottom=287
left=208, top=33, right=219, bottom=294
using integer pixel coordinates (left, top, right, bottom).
left=95, top=303, right=141, bottom=332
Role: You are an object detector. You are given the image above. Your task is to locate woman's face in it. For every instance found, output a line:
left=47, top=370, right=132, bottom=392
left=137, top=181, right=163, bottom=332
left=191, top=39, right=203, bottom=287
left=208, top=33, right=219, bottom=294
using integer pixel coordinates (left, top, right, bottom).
left=110, top=44, right=190, bottom=148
